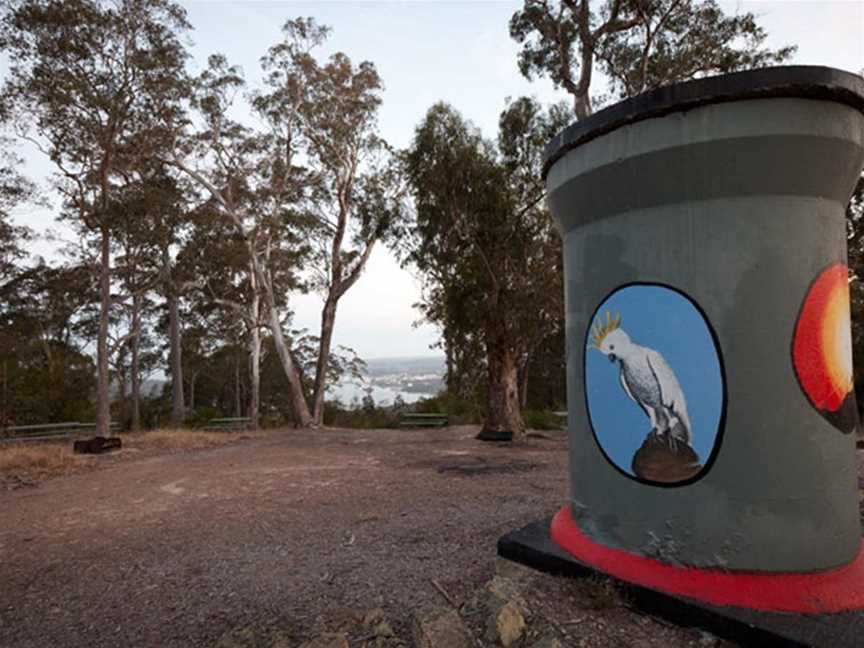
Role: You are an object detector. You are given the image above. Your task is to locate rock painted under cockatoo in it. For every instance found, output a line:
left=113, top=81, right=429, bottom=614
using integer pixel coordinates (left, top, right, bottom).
left=590, top=312, right=693, bottom=449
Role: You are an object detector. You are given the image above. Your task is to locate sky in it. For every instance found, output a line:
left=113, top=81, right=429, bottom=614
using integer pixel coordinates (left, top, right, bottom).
left=6, top=0, right=864, bottom=360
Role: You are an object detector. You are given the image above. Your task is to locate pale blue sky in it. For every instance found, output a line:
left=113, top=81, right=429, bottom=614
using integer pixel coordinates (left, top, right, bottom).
left=6, top=1, right=863, bottom=359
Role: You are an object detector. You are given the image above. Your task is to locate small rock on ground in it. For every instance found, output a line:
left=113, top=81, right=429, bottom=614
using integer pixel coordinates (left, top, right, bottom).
left=483, top=575, right=529, bottom=647
left=299, top=632, right=349, bottom=648
left=493, top=599, right=526, bottom=648
left=413, top=606, right=474, bottom=648
left=213, top=625, right=294, bottom=648
left=530, top=636, right=562, bottom=648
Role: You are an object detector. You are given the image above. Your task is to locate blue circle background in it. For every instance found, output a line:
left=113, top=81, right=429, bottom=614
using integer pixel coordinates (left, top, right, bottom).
left=585, top=285, right=724, bottom=478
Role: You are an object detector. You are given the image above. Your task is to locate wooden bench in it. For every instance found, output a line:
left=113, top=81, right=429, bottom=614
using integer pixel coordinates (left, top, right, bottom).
left=399, top=412, right=449, bottom=428
left=0, top=422, right=120, bottom=443
left=205, top=417, right=252, bottom=432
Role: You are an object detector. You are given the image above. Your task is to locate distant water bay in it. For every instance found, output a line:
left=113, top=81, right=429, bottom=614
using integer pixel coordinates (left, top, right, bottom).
left=328, top=381, right=425, bottom=406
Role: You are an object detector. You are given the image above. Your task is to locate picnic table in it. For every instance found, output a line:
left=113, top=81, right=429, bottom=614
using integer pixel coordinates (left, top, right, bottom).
left=205, top=417, right=252, bottom=432
left=399, top=412, right=449, bottom=428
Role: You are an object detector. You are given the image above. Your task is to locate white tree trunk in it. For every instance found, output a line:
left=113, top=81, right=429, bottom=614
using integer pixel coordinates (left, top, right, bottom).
left=130, top=291, right=142, bottom=432
left=96, top=224, right=112, bottom=437
left=249, top=283, right=261, bottom=429
left=164, top=248, right=184, bottom=427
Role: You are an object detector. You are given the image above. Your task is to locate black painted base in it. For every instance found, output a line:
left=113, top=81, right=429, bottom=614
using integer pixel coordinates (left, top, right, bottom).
left=476, top=429, right=514, bottom=442
left=498, top=518, right=864, bottom=648
left=73, top=436, right=122, bottom=454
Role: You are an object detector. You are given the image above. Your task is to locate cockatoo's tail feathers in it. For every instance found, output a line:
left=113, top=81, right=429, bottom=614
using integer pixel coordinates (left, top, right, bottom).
left=589, top=311, right=621, bottom=349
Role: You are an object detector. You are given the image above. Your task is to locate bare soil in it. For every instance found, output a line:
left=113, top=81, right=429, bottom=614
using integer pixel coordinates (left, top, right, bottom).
left=0, top=426, right=725, bottom=647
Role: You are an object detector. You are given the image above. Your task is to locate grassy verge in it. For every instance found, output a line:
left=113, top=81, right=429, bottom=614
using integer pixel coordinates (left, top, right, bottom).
left=119, top=428, right=261, bottom=452
left=0, top=441, right=91, bottom=482
left=0, top=428, right=262, bottom=486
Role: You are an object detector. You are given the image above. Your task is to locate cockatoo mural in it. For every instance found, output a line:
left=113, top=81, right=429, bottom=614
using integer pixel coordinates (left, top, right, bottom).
left=589, top=312, right=693, bottom=451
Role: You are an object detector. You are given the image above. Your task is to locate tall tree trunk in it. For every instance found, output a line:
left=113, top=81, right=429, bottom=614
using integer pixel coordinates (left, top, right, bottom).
left=253, top=259, right=312, bottom=427
left=164, top=248, right=184, bottom=427
left=249, top=285, right=261, bottom=429
left=480, top=333, right=525, bottom=441
left=249, top=330, right=260, bottom=429
left=188, top=371, right=197, bottom=411
left=311, top=295, right=338, bottom=426
left=2, top=360, right=7, bottom=428
left=574, top=92, right=592, bottom=120
left=234, top=355, right=241, bottom=417
left=518, top=350, right=531, bottom=410
left=130, top=291, right=142, bottom=432
left=266, top=304, right=313, bottom=427
left=444, top=330, right=457, bottom=394
left=116, top=365, right=126, bottom=430
left=96, top=223, right=111, bottom=436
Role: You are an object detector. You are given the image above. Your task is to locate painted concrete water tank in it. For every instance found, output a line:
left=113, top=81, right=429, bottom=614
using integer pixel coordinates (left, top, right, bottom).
left=544, top=66, right=864, bottom=585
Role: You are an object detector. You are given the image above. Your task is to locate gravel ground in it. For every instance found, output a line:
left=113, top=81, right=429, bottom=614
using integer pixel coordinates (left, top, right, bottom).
left=0, top=426, right=727, bottom=647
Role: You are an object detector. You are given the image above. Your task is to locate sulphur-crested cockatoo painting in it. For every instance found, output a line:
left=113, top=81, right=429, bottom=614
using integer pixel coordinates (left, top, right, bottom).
left=590, top=312, right=693, bottom=450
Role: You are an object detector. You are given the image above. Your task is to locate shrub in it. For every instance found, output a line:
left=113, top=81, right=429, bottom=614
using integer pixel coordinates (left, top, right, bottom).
left=183, top=406, right=222, bottom=429
left=522, top=409, right=566, bottom=431
left=413, top=391, right=482, bottom=424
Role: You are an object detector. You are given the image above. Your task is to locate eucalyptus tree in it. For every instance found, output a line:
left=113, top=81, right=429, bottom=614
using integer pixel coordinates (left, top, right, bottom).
left=259, top=329, right=366, bottom=423
left=111, top=171, right=184, bottom=430
left=510, top=0, right=796, bottom=118
left=177, top=201, right=296, bottom=429
left=171, top=54, right=313, bottom=426
left=0, top=261, right=98, bottom=424
left=404, top=98, right=568, bottom=439
left=255, top=17, right=404, bottom=426
left=1, top=0, right=190, bottom=435
left=0, top=156, right=32, bottom=288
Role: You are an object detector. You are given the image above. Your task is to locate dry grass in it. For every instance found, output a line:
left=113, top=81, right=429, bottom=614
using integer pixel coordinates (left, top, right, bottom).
left=120, top=428, right=262, bottom=452
left=0, top=428, right=264, bottom=487
left=0, top=442, right=91, bottom=482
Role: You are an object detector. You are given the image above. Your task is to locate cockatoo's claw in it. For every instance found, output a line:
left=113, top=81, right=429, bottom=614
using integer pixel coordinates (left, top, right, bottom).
left=662, top=432, right=678, bottom=452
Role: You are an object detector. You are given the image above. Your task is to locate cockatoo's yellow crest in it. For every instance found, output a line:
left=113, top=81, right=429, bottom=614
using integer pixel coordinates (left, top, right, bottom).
left=589, top=311, right=621, bottom=349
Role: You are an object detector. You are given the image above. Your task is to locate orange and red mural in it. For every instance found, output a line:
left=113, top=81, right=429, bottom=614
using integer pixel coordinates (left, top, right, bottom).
left=792, top=263, right=858, bottom=434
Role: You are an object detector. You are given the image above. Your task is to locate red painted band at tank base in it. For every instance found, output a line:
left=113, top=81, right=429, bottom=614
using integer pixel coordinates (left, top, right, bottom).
left=551, top=505, right=864, bottom=614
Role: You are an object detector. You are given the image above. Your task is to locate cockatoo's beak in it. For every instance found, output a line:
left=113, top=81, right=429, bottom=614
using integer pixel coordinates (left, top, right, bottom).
left=608, top=353, right=617, bottom=363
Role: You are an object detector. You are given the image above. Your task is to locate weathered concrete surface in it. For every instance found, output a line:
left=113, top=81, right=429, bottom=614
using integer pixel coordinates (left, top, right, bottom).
left=548, top=79, right=864, bottom=571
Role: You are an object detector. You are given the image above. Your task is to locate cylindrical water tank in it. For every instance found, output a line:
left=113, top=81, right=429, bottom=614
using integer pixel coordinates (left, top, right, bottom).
left=545, top=66, right=864, bottom=574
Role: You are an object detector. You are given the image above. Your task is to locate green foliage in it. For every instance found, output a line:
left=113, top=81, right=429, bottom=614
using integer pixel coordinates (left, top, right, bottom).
left=846, top=171, right=864, bottom=415
left=322, top=398, right=401, bottom=429
left=1, top=0, right=191, bottom=193
left=598, top=1, right=796, bottom=98
left=0, top=262, right=97, bottom=426
left=522, top=409, right=565, bottom=431
left=412, top=391, right=482, bottom=425
left=401, top=98, right=569, bottom=435
left=0, top=151, right=33, bottom=278
left=2, top=0, right=192, bottom=433
left=184, top=406, right=221, bottom=429
left=254, top=17, right=404, bottom=423
left=524, top=326, right=567, bottom=411
left=0, top=336, right=96, bottom=426
left=510, top=0, right=796, bottom=116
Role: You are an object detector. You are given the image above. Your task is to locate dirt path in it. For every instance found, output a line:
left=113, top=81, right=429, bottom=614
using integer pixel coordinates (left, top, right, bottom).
left=0, top=427, right=711, bottom=647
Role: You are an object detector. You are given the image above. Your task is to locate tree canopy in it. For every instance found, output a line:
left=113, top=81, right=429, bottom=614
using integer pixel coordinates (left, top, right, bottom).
left=510, top=0, right=796, bottom=117
left=403, top=98, right=569, bottom=438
